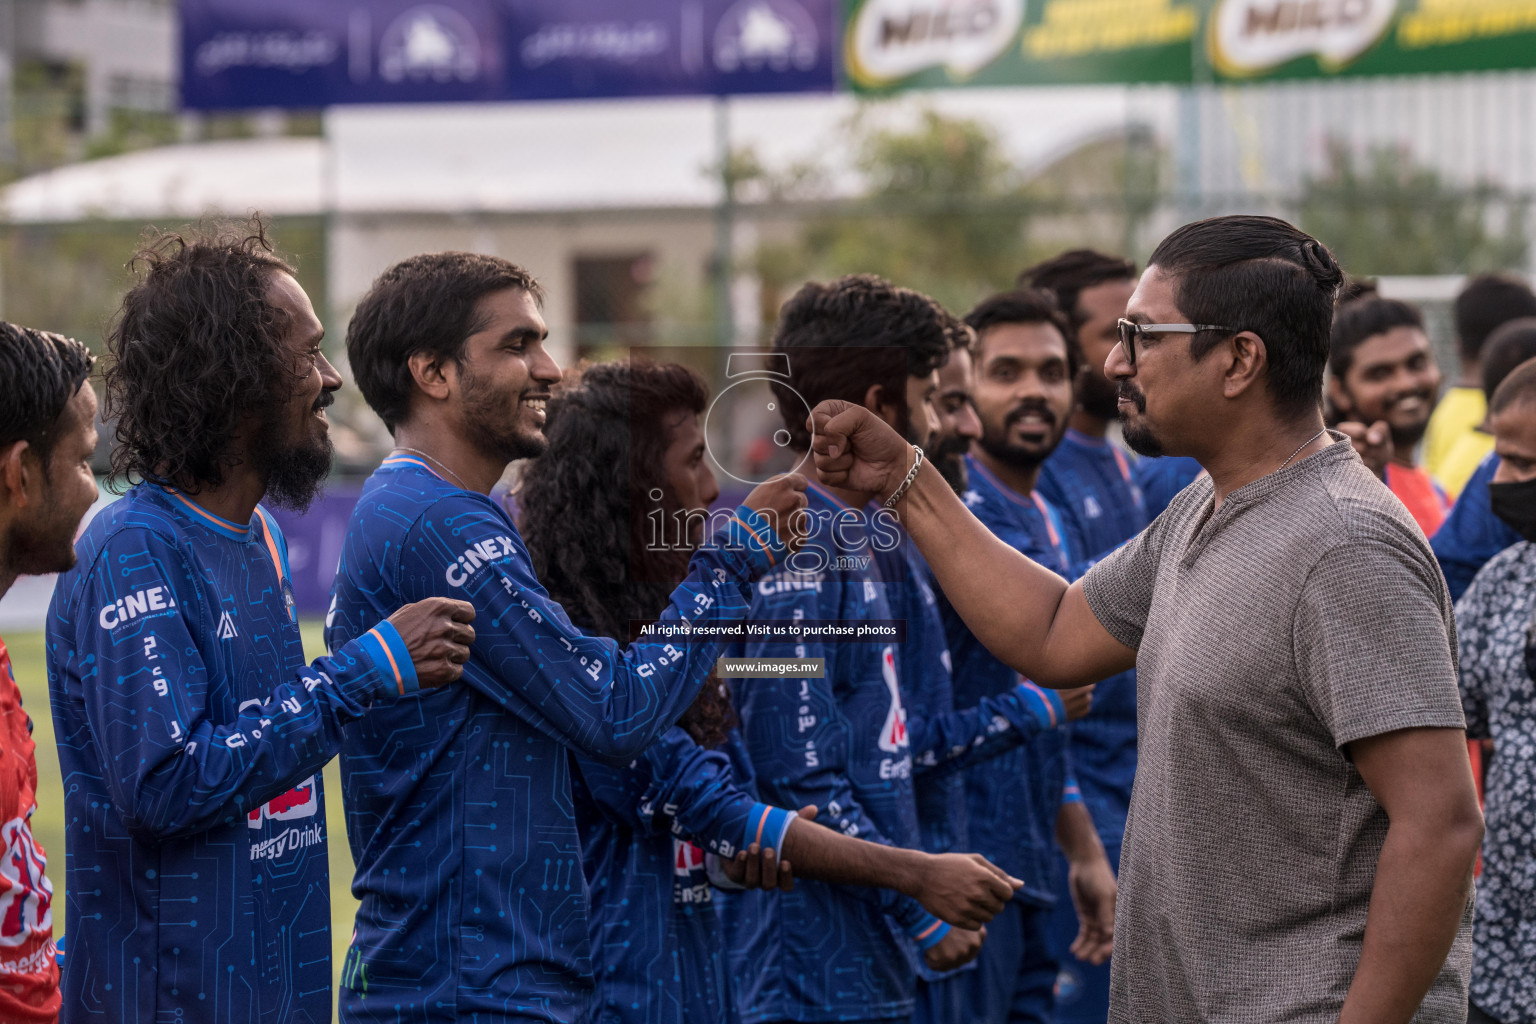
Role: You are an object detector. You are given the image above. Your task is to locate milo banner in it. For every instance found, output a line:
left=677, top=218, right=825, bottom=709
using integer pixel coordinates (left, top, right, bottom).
left=841, top=0, right=1536, bottom=89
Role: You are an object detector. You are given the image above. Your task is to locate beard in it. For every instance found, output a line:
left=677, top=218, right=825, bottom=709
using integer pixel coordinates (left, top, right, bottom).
left=1079, top=370, right=1121, bottom=421
left=976, top=398, right=1063, bottom=470
left=933, top=435, right=971, bottom=494
left=1116, top=381, right=1166, bottom=458
left=6, top=486, right=79, bottom=576
left=461, top=363, right=549, bottom=465
left=254, top=391, right=335, bottom=512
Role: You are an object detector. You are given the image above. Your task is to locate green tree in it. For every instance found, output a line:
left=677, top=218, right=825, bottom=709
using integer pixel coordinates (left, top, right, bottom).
left=749, top=107, right=1034, bottom=315
left=1299, top=139, right=1529, bottom=276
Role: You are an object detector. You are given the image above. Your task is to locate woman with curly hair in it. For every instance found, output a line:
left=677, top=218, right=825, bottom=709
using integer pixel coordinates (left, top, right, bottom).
left=518, top=360, right=1021, bottom=1024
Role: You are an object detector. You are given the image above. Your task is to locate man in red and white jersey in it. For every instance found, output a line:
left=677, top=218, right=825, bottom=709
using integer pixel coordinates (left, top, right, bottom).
left=0, top=322, right=99, bottom=1023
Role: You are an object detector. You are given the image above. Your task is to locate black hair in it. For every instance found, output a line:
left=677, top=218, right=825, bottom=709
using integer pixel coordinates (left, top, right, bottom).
left=105, top=219, right=296, bottom=492
left=1329, top=294, right=1425, bottom=378
left=1454, top=274, right=1536, bottom=364
left=1147, top=215, right=1342, bottom=414
left=769, top=275, right=950, bottom=450
left=1489, top=356, right=1536, bottom=418
left=347, top=252, right=545, bottom=431
left=1018, top=249, right=1137, bottom=336
left=1481, top=318, right=1536, bottom=401
left=963, top=288, right=1081, bottom=379
left=517, top=360, right=735, bottom=747
left=0, top=323, right=94, bottom=466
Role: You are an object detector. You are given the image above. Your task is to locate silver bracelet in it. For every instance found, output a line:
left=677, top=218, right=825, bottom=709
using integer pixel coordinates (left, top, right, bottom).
left=883, top=445, right=925, bottom=509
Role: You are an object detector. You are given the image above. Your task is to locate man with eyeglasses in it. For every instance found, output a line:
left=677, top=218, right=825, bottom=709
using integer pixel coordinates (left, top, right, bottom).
left=806, top=216, right=1482, bottom=1023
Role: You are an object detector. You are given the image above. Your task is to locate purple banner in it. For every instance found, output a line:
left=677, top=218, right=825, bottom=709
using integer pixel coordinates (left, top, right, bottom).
left=181, top=0, right=837, bottom=109
left=267, top=485, right=364, bottom=616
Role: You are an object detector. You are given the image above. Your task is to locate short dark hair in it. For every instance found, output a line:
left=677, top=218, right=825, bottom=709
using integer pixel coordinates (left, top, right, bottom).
left=347, top=252, right=545, bottom=431
left=1329, top=293, right=1425, bottom=378
left=1148, top=215, right=1342, bottom=414
left=1489, top=356, right=1536, bottom=417
left=770, top=275, right=950, bottom=450
left=1018, top=249, right=1137, bottom=335
left=0, top=323, right=94, bottom=466
left=1455, top=274, right=1536, bottom=364
left=1481, top=317, right=1536, bottom=401
left=963, top=288, right=1080, bottom=379
left=106, top=220, right=295, bottom=492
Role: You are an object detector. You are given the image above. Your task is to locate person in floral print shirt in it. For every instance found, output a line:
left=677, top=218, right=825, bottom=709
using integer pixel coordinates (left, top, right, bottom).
left=0, top=323, right=98, bottom=1023
left=1456, top=357, right=1536, bottom=1024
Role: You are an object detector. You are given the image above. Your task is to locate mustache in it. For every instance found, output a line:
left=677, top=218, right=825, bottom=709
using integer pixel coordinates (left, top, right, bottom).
left=1116, top=381, right=1146, bottom=413
left=313, top=390, right=336, bottom=412
left=1004, top=399, right=1057, bottom=430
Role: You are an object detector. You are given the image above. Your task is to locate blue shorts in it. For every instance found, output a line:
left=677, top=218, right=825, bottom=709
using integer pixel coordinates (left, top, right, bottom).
left=959, top=900, right=1057, bottom=1024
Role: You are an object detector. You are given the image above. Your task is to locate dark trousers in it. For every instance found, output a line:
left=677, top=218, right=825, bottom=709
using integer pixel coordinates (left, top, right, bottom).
left=1468, top=1002, right=1505, bottom=1024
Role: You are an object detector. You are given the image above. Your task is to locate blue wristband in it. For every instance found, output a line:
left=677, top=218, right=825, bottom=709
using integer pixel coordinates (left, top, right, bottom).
left=725, top=504, right=788, bottom=575
left=1018, top=680, right=1066, bottom=730
left=742, top=804, right=795, bottom=856
left=906, top=912, right=951, bottom=952
left=358, top=620, right=419, bottom=696
left=1062, top=775, right=1084, bottom=806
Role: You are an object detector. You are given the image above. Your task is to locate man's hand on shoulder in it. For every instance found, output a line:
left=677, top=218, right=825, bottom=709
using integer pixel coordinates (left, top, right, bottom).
left=388, top=597, right=476, bottom=687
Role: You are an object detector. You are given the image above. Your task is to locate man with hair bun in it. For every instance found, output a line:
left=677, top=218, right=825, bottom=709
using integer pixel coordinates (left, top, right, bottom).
left=46, top=222, right=477, bottom=1024
left=0, top=322, right=97, bottom=1023
left=809, top=215, right=1482, bottom=1023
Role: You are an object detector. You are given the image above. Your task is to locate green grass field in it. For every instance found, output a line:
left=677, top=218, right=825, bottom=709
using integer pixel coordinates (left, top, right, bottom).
left=4, top=619, right=360, bottom=1011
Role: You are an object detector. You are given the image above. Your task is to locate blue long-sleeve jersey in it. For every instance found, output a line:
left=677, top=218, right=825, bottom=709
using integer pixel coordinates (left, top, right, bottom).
left=1037, top=430, right=1143, bottom=845
left=574, top=726, right=792, bottom=1024
left=1432, top=453, right=1519, bottom=601
left=1133, top=454, right=1204, bottom=519
left=46, top=483, right=413, bottom=1023
left=721, top=484, right=1061, bottom=1023
left=325, top=456, right=776, bottom=1023
left=947, top=455, right=1076, bottom=906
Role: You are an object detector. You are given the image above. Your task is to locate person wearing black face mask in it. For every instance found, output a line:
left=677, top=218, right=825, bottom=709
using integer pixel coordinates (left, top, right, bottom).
left=1453, top=356, right=1536, bottom=1024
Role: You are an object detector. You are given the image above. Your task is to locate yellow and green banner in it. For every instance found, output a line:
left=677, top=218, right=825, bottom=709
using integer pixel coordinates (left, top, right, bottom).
left=841, top=0, right=1536, bottom=89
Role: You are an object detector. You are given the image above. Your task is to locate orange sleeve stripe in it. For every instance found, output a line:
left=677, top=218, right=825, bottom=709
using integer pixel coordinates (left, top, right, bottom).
left=368, top=628, right=406, bottom=696
left=913, top=919, right=944, bottom=941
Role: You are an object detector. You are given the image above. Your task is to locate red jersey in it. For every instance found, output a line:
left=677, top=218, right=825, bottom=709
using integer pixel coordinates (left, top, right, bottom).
left=0, top=640, right=59, bottom=1023
left=1385, top=463, right=1452, bottom=537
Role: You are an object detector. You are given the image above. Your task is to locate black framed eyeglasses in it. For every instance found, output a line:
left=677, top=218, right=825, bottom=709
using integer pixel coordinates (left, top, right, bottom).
left=1116, top=319, right=1236, bottom=367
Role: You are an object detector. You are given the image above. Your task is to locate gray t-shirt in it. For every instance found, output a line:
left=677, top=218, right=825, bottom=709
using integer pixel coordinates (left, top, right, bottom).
left=1084, top=436, right=1472, bottom=1023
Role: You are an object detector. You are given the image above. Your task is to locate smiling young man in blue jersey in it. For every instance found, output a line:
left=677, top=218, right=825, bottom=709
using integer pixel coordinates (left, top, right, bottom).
left=517, top=359, right=1022, bottom=1024
left=721, top=276, right=1090, bottom=1024
left=45, top=225, right=476, bottom=1024
left=902, top=316, right=1096, bottom=1024
left=329, top=253, right=809, bottom=1023
left=939, top=289, right=1117, bottom=1024
left=1021, top=250, right=1147, bottom=1022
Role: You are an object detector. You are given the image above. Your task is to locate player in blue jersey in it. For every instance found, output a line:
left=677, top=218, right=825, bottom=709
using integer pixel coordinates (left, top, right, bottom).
left=938, top=290, right=1118, bottom=1024
left=0, top=324, right=99, bottom=1023
left=329, top=253, right=816, bottom=1023
left=905, top=315, right=1097, bottom=1024
left=1021, top=251, right=1146, bottom=1022
left=45, top=224, right=476, bottom=1024
left=721, top=276, right=1092, bottom=1024
left=517, top=359, right=1024, bottom=1024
